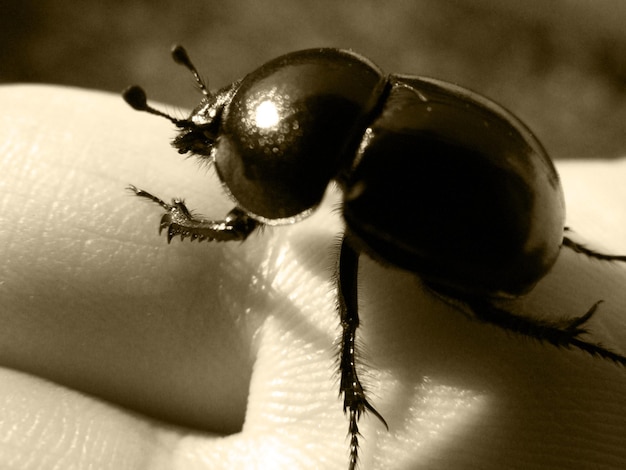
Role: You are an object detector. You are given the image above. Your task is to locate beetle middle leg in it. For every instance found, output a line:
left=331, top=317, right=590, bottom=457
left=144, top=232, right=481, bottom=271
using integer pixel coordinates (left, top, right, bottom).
left=128, top=185, right=259, bottom=242
left=337, top=236, right=388, bottom=470
left=465, top=298, right=626, bottom=365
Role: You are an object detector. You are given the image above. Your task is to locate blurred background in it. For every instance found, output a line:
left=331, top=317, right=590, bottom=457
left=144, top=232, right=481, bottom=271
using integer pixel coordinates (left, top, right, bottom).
left=1, top=0, right=625, bottom=159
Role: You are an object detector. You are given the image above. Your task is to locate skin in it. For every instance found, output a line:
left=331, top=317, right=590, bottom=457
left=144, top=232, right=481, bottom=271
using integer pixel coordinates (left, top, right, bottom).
left=1, top=84, right=626, bottom=470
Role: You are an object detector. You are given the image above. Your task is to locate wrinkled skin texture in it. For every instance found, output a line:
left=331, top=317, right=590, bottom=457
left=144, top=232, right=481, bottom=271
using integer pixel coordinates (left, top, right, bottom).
left=1, top=85, right=626, bottom=470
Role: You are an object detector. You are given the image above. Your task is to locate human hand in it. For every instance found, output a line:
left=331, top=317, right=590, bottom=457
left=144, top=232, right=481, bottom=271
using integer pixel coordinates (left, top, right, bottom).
left=1, top=84, right=626, bottom=469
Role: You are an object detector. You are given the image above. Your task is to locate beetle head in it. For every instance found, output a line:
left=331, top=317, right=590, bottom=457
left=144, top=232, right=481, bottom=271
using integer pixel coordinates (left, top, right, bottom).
left=123, top=45, right=238, bottom=158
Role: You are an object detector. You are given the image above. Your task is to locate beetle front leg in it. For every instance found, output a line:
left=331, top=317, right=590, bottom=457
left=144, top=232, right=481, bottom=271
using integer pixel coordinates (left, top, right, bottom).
left=128, top=185, right=259, bottom=242
left=337, top=237, right=388, bottom=470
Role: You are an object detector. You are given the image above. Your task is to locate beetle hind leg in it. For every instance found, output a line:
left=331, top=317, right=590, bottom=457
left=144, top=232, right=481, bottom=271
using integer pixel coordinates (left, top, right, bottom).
left=337, top=237, right=388, bottom=470
left=128, top=185, right=259, bottom=242
left=563, top=231, right=626, bottom=262
left=466, top=298, right=626, bottom=365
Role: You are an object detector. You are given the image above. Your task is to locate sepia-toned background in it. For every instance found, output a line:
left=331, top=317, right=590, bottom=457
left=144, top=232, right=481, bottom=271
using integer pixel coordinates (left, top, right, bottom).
left=1, top=0, right=625, bottom=159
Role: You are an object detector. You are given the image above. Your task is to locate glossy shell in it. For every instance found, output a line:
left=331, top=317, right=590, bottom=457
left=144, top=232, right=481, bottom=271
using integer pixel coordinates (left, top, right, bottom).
left=186, top=48, right=565, bottom=297
left=214, top=49, right=387, bottom=222
left=343, top=76, right=565, bottom=297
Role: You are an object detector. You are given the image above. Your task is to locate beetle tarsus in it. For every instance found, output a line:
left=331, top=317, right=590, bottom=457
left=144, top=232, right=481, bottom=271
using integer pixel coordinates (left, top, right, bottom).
left=337, top=237, right=388, bottom=470
left=562, top=235, right=626, bottom=262
left=128, top=185, right=258, bottom=242
left=467, top=298, right=626, bottom=366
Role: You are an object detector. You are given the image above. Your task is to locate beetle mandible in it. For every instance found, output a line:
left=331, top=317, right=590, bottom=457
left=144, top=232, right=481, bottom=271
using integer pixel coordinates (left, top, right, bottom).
left=124, top=46, right=626, bottom=470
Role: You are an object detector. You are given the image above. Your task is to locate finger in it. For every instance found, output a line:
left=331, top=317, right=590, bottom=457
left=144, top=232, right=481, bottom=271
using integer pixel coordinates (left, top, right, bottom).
left=0, top=367, right=186, bottom=470
left=3, top=85, right=626, bottom=470
left=559, top=158, right=626, bottom=250
left=0, top=84, right=353, bottom=469
left=0, top=84, right=258, bottom=431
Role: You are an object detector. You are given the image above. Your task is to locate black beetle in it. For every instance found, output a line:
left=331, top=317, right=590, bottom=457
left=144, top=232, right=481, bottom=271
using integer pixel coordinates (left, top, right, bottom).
left=124, top=46, right=626, bottom=470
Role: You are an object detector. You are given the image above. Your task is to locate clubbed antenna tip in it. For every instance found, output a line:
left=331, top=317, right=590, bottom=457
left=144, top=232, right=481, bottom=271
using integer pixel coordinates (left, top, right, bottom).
left=170, top=44, right=209, bottom=96
left=171, top=45, right=193, bottom=69
left=122, top=85, right=186, bottom=126
left=122, top=85, right=149, bottom=111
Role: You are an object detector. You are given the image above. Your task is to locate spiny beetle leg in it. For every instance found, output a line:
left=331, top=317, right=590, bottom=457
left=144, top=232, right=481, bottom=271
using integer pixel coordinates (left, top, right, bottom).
left=337, top=236, right=388, bottom=470
left=128, top=185, right=259, bottom=242
left=466, top=298, right=626, bottom=365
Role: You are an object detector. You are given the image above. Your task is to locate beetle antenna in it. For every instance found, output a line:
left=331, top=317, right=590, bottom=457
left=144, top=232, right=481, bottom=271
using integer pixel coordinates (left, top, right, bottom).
left=171, top=45, right=210, bottom=96
left=122, top=85, right=189, bottom=127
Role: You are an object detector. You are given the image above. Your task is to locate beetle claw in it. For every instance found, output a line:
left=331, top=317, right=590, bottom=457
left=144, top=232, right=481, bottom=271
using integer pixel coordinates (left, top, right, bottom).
left=129, top=185, right=259, bottom=243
